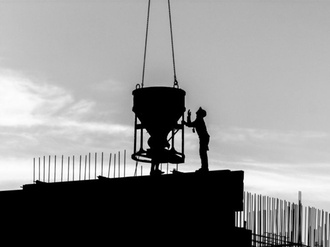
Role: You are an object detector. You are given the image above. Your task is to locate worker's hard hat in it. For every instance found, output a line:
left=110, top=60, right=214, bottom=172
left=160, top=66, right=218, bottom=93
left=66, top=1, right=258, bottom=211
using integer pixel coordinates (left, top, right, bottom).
left=197, top=107, right=207, bottom=117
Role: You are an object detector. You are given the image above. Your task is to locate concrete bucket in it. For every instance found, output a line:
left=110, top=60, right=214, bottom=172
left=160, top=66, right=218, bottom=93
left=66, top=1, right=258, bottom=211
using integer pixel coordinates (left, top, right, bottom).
left=132, top=86, right=185, bottom=164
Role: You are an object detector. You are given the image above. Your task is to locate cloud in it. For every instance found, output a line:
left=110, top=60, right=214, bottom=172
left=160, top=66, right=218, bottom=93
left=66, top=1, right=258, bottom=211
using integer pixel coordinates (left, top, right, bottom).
left=0, top=69, right=131, bottom=130
left=0, top=69, right=73, bottom=126
left=0, top=69, right=133, bottom=156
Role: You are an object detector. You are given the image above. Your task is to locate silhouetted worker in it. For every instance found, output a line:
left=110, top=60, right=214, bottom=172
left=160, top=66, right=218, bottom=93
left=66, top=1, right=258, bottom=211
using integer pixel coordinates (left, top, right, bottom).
left=184, top=107, right=210, bottom=172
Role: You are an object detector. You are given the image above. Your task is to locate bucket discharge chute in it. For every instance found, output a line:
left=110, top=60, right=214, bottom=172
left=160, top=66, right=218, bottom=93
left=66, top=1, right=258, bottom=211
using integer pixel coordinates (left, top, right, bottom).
left=132, top=86, right=185, bottom=164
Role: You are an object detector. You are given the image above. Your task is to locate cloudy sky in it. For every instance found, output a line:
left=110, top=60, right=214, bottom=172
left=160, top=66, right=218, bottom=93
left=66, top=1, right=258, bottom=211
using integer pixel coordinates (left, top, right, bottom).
left=1, top=0, right=330, bottom=211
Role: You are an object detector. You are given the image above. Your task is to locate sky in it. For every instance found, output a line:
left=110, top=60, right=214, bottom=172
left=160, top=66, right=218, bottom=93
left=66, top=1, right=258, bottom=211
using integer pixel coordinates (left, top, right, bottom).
left=1, top=0, right=330, bottom=211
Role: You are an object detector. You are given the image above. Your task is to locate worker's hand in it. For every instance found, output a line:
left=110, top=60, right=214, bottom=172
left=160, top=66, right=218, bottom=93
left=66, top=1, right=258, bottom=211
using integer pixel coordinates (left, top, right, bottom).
left=187, top=109, right=191, bottom=117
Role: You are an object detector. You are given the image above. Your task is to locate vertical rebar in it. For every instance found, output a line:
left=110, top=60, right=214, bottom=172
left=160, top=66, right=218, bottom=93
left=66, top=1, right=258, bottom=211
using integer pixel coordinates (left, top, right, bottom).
left=327, top=214, right=330, bottom=247
left=38, top=157, right=41, bottom=181
left=61, top=155, right=64, bottom=182
left=255, top=194, right=258, bottom=236
left=114, top=153, right=116, bottom=178
left=43, top=156, right=45, bottom=182
left=259, top=194, right=261, bottom=237
left=33, top=158, right=35, bottom=183
left=94, top=152, right=97, bottom=179
left=276, top=198, right=279, bottom=239
left=322, top=210, right=325, bottom=246
left=308, top=207, right=311, bottom=246
left=298, top=191, right=302, bottom=244
left=88, top=153, right=91, bottom=179
left=305, top=207, right=308, bottom=245
left=79, top=155, right=82, bottom=181
left=101, top=152, right=104, bottom=176
left=72, top=155, right=75, bottom=181
left=118, top=151, right=120, bottom=178
left=124, top=150, right=126, bottom=177
left=246, top=192, right=249, bottom=230
left=54, top=155, right=57, bottom=182
left=84, top=155, right=87, bottom=180
left=108, top=153, right=112, bottom=178
left=48, top=155, right=51, bottom=182
left=67, top=156, right=70, bottom=181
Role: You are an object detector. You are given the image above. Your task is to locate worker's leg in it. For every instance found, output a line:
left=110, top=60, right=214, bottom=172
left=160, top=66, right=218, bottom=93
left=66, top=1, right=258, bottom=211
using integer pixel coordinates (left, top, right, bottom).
left=199, top=148, right=209, bottom=171
left=199, top=136, right=210, bottom=171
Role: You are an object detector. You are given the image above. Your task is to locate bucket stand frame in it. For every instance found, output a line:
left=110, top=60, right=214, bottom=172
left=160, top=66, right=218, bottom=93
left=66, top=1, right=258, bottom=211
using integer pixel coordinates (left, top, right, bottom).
left=132, top=114, right=185, bottom=164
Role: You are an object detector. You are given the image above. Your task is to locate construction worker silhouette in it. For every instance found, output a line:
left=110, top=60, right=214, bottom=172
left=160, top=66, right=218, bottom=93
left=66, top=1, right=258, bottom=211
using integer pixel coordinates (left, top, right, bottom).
left=184, top=107, right=210, bottom=172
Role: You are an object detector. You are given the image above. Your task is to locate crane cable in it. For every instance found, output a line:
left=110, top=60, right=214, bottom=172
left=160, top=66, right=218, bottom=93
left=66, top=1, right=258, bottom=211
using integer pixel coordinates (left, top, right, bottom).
left=141, top=0, right=151, bottom=89
left=140, top=0, right=179, bottom=89
left=167, top=0, right=179, bottom=88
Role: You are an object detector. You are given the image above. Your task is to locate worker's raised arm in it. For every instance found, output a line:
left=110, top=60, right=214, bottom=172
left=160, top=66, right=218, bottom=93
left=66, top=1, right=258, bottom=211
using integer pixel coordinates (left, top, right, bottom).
left=183, top=109, right=195, bottom=128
